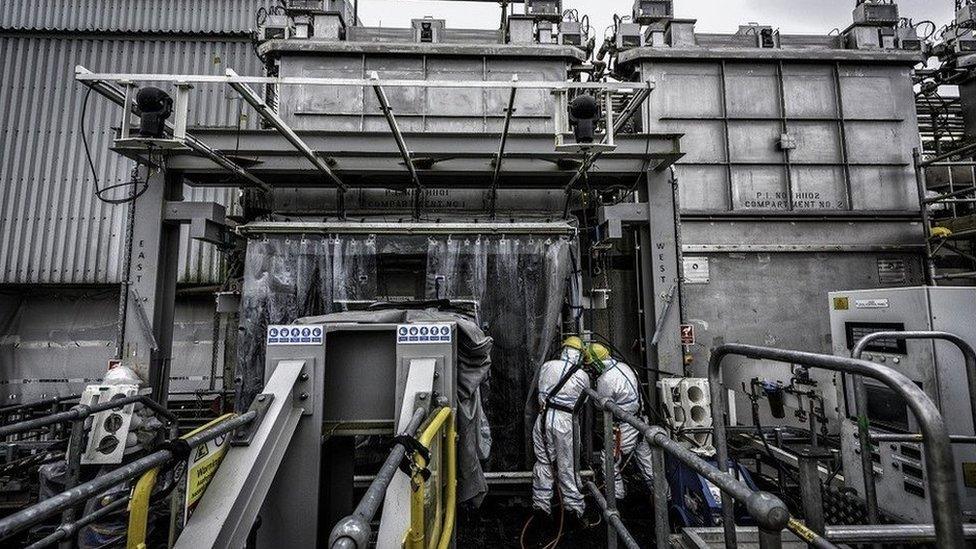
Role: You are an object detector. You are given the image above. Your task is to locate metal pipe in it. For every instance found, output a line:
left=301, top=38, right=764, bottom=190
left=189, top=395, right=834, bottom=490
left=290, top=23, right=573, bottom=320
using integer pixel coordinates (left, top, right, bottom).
left=75, top=71, right=647, bottom=91
left=601, top=408, right=617, bottom=549
left=914, top=149, right=937, bottom=285
left=825, top=523, right=976, bottom=543
left=935, top=271, right=976, bottom=280
left=852, top=330, right=976, bottom=531
left=796, top=450, right=826, bottom=537
left=0, top=395, right=145, bottom=438
left=924, top=185, right=976, bottom=203
left=708, top=344, right=964, bottom=549
left=489, top=76, right=518, bottom=219
left=921, top=140, right=976, bottom=166
left=0, top=411, right=256, bottom=540
left=871, top=433, right=976, bottom=444
left=330, top=407, right=428, bottom=549
left=651, top=445, right=670, bottom=549
left=585, top=481, right=640, bottom=549
left=24, top=496, right=131, bottom=549
left=226, top=68, right=346, bottom=192
left=583, top=388, right=798, bottom=538
left=370, top=71, right=423, bottom=220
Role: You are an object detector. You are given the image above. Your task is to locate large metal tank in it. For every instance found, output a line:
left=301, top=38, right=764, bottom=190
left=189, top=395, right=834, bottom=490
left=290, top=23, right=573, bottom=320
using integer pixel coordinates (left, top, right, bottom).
left=617, top=30, right=927, bottom=430
left=261, top=35, right=586, bottom=133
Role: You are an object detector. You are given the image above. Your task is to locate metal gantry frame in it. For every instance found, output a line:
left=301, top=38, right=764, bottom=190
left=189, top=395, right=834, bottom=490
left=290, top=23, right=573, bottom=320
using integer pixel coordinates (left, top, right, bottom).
left=708, top=344, right=966, bottom=549
left=917, top=147, right=976, bottom=283
left=225, top=68, right=348, bottom=215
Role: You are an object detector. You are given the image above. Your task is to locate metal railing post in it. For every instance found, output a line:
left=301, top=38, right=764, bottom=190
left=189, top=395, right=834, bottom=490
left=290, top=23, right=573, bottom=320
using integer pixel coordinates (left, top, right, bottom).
left=758, top=528, right=784, bottom=549
left=708, top=344, right=965, bottom=548
left=582, top=388, right=837, bottom=548
left=851, top=330, right=976, bottom=528
left=651, top=445, right=670, bottom=548
left=796, top=447, right=829, bottom=539
left=602, top=409, right=618, bottom=549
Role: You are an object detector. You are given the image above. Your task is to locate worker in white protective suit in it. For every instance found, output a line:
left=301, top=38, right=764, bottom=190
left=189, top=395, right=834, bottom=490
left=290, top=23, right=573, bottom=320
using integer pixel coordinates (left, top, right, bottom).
left=531, top=336, right=590, bottom=519
left=587, top=343, right=656, bottom=498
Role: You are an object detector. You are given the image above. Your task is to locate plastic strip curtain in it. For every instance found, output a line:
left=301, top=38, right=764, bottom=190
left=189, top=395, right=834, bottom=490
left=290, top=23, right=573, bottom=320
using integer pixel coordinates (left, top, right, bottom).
left=236, top=235, right=377, bottom=408
left=426, top=235, right=575, bottom=470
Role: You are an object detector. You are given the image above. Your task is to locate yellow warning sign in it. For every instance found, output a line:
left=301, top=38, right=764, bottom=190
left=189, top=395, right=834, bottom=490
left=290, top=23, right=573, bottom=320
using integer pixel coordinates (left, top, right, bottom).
left=833, top=297, right=849, bottom=311
left=183, top=432, right=229, bottom=524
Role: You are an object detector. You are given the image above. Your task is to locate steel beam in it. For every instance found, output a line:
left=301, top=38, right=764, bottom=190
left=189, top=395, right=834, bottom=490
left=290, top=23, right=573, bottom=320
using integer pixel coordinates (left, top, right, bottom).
left=370, top=72, right=423, bottom=219
left=225, top=68, right=346, bottom=192
left=75, top=72, right=646, bottom=91
left=174, top=361, right=308, bottom=549
left=74, top=66, right=270, bottom=192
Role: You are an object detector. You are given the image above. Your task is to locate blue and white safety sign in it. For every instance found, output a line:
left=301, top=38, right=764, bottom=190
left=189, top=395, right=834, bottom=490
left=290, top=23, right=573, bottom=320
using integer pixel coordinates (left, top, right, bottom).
left=267, top=325, right=324, bottom=345
left=396, top=323, right=453, bottom=345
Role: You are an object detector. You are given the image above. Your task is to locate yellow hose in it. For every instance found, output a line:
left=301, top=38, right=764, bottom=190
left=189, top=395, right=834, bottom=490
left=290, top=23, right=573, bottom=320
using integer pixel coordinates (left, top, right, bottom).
left=436, top=414, right=457, bottom=549
left=407, top=407, right=453, bottom=549
left=126, top=467, right=158, bottom=549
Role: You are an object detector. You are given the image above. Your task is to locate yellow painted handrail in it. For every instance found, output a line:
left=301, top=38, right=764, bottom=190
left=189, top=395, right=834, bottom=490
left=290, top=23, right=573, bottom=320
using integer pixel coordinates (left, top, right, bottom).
left=406, top=407, right=456, bottom=549
left=126, top=413, right=237, bottom=549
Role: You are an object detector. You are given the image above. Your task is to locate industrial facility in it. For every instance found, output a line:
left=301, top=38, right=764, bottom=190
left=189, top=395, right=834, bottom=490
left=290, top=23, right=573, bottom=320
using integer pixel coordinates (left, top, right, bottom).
left=0, top=0, right=975, bottom=547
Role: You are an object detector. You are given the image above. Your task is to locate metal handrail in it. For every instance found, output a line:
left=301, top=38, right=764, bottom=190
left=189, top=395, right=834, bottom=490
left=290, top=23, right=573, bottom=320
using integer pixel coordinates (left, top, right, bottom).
left=329, top=406, right=429, bottom=549
left=708, top=344, right=964, bottom=549
left=0, top=394, right=176, bottom=438
left=585, top=481, right=640, bottom=549
left=126, top=413, right=237, bottom=549
left=406, top=407, right=456, bottom=549
left=584, top=387, right=836, bottom=549
left=850, top=330, right=976, bottom=527
left=0, top=411, right=256, bottom=541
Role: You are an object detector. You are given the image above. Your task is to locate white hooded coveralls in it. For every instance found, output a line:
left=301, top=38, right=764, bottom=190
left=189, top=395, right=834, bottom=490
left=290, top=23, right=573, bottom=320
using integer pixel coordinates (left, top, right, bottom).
left=596, top=357, right=655, bottom=498
left=531, top=346, right=589, bottom=516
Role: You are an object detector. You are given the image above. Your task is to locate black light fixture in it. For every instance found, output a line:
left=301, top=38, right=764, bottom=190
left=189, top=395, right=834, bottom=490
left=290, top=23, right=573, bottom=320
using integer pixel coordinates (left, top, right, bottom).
left=568, top=94, right=600, bottom=144
left=135, top=86, right=173, bottom=138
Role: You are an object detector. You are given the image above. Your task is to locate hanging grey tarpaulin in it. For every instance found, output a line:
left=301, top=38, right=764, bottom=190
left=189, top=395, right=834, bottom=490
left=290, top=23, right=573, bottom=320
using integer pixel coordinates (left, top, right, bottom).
left=236, top=230, right=577, bottom=494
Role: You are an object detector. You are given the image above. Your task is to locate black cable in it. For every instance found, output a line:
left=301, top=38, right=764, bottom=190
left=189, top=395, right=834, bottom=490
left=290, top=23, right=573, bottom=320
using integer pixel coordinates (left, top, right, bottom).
left=81, top=87, right=152, bottom=205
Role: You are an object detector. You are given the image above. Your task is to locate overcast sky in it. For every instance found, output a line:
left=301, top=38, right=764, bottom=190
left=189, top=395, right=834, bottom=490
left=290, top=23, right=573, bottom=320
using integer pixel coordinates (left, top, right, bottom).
left=357, top=1, right=954, bottom=40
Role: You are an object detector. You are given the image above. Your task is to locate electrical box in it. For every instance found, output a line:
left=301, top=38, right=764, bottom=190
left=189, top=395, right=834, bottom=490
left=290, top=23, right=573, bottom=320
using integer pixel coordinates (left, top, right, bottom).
left=287, top=0, right=324, bottom=10
left=632, top=0, right=673, bottom=25
left=537, top=20, right=555, bottom=44
left=558, top=20, right=583, bottom=46
left=260, top=14, right=290, bottom=41
left=412, top=18, right=445, bottom=43
left=853, top=1, right=900, bottom=27
left=846, top=25, right=891, bottom=50
left=525, top=0, right=562, bottom=23
left=958, top=4, right=976, bottom=29
left=507, top=14, right=536, bottom=44
left=896, top=25, right=923, bottom=51
left=829, top=286, right=976, bottom=524
left=616, top=22, right=643, bottom=50
left=666, top=19, right=696, bottom=47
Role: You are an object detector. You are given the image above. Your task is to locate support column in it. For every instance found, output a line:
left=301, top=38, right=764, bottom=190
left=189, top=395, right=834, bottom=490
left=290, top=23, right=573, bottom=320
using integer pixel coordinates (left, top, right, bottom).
left=639, top=167, right=683, bottom=408
left=121, top=168, right=184, bottom=404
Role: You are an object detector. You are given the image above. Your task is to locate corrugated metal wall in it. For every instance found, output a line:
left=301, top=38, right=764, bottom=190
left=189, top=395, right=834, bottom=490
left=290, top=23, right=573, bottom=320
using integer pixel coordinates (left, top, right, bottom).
left=0, top=5, right=266, bottom=284
left=1, top=0, right=272, bottom=34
